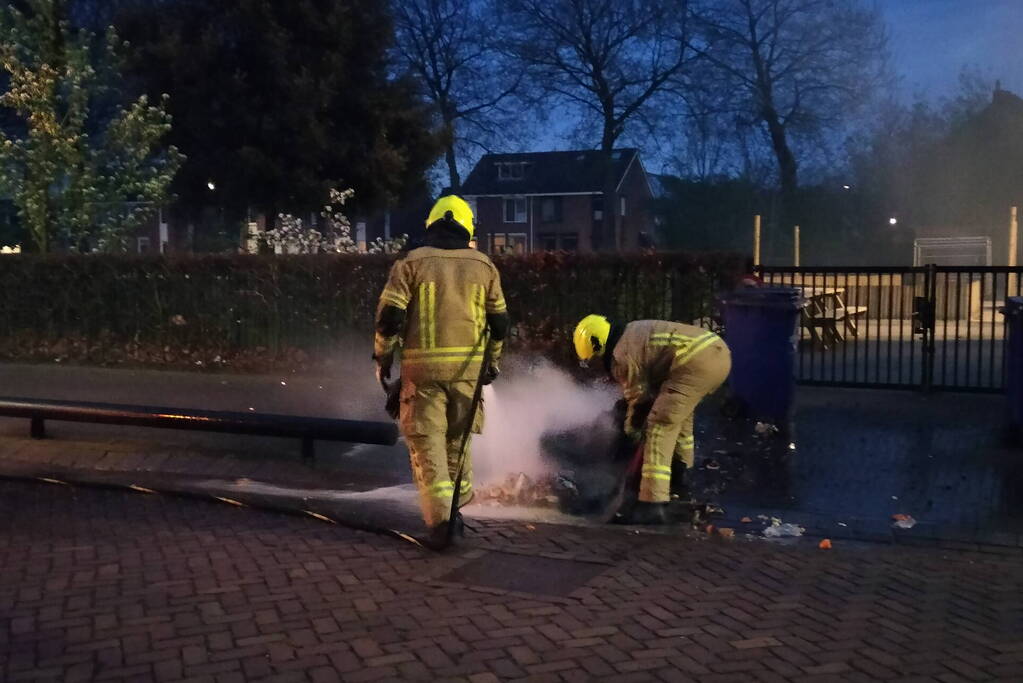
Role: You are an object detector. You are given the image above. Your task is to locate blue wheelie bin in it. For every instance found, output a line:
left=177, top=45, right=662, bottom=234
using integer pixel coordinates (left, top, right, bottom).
left=720, top=287, right=804, bottom=429
left=1002, top=297, right=1023, bottom=444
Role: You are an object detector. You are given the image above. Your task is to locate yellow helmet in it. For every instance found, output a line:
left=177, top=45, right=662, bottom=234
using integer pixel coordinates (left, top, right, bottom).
left=426, top=195, right=475, bottom=238
left=573, top=314, right=612, bottom=362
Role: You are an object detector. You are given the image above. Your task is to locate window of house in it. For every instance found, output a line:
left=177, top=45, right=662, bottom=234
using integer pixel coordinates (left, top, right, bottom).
left=490, top=233, right=528, bottom=254
left=504, top=197, right=527, bottom=223
left=137, top=236, right=151, bottom=254
left=540, top=197, right=562, bottom=223
left=561, top=233, right=579, bottom=251
left=497, top=163, right=526, bottom=180
left=537, top=233, right=557, bottom=251
left=620, top=196, right=627, bottom=216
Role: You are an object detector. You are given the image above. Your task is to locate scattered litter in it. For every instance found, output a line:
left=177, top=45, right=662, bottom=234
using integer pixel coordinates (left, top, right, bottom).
left=891, top=514, right=917, bottom=529
left=525, top=524, right=536, bottom=531
left=248, top=407, right=255, bottom=411
left=706, top=525, right=715, bottom=535
left=819, top=539, right=832, bottom=549
left=318, top=385, right=324, bottom=390
left=757, top=515, right=769, bottom=521
left=891, top=496, right=898, bottom=500
left=705, top=504, right=725, bottom=516
left=788, top=443, right=796, bottom=450
left=740, top=517, right=752, bottom=523
left=770, top=517, right=782, bottom=526
left=763, top=523, right=804, bottom=538
left=837, top=522, right=848, bottom=527
left=705, top=460, right=720, bottom=470
left=754, top=422, right=778, bottom=435
left=170, top=314, right=187, bottom=326
left=478, top=473, right=560, bottom=508
left=713, top=449, right=729, bottom=455
left=718, top=528, right=735, bottom=539
left=280, top=380, right=287, bottom=386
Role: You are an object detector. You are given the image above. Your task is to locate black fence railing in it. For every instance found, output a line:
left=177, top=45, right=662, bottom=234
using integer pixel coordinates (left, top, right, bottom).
left=758, top=265, right=1023, bottom=392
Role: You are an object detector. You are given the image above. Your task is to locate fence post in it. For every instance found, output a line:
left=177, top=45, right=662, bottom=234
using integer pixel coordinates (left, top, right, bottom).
left=922, top=263, right=937, bottom=392
left=794, top=225, right=800, bottom=267
left=753, top=215, right=761, bottom=266
left=1010, top=207, right=1019, bottom=297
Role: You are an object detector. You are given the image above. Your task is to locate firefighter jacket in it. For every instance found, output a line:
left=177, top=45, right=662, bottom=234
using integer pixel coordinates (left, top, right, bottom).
left=609, top=320, right=721, bottom=433
left=375, top=244, right=507, bottom=383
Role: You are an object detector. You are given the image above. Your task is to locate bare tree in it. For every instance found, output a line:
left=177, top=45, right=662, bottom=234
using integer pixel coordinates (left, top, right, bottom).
left=391, top=0, right=522, bottom=190
left=694, top=0, right=889, bottom=212
left=506, top=0, right=693, bottom=249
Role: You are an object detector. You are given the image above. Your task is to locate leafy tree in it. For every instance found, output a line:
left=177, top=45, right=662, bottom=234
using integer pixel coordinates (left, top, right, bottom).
left=115, top=0, right=442, bottom=234
left=391, top=0, right=522, bottom=190
left=694, top=0, right=889, bottom=217
left=506, top=0, right=694, bottom=249
left=0, top=0, right=181, bottom=252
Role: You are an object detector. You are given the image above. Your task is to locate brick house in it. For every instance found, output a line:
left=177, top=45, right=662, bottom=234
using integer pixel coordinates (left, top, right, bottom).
left=460, top=149, right=656, bottom=253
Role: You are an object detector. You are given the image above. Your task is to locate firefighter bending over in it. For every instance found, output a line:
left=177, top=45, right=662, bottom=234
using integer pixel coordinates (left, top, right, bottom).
left=374, top=195, right=508, bottom=545
left=573, top=315, right=731, bottom=524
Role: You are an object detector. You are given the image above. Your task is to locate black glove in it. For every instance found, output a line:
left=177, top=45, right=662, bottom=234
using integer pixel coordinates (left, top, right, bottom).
left=384, top=379, right=400, bottom=420
left=631, top=399, right=653, bottom=432
left=482, top=364, right=500, bottom=386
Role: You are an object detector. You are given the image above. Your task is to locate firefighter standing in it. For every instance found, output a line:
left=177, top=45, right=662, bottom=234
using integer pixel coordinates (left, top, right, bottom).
left=374, top=196, right=508, bottom=545
left=573, top=315, right=731, bottom=524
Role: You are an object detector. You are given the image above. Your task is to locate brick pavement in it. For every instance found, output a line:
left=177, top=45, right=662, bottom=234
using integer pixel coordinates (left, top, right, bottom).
left=3, top=480, right=1023, bottom=682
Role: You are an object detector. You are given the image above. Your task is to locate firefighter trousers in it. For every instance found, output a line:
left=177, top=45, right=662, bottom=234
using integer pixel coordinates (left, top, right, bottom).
left=639, top=341, right=731, bottom=503
left=399, top=379, right=482, bottom=528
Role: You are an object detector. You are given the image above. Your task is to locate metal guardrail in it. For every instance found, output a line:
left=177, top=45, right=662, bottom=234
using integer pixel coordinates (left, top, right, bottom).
left=0, top=397, right=399, bottom=460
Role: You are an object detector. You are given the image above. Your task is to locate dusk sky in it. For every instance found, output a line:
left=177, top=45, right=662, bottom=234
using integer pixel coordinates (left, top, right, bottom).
left=881, top=0, right=1023, bottom=99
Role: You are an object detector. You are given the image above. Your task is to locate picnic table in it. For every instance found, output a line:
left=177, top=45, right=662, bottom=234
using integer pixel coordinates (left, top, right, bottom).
left=799, top=286, right=868, bottom=347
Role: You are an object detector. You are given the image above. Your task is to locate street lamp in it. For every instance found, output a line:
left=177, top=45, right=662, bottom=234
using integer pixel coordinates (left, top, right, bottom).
left=207, top=180, right=216, bottom=192
left=889, top=217, right=898, bottom=226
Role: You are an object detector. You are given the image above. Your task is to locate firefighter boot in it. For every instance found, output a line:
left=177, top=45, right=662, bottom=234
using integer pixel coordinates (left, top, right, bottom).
left=615, top=502, right=668, bottom=525
left=670, top=461, right=690, bottom=501
left=421, top=514, right=465, bottom=551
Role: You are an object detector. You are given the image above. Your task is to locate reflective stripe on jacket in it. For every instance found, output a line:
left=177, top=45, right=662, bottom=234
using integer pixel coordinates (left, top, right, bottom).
left=611, top=320, right=721, bottom=422
left=375, top=246, right=506, bottom=382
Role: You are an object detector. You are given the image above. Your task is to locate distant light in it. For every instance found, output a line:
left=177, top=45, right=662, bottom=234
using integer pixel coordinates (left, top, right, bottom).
left=207, top=181, right=216, bottom=191
left=842, top=184, right=851, bottom=190
left=889, top=217, right=898, bottom=225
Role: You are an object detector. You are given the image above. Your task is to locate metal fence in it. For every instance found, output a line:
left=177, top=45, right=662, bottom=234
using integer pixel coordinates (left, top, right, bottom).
left=759, top=265, right=1023, bottom=392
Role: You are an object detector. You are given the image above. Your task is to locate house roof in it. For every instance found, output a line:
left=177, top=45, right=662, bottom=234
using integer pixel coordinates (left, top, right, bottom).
left=460, top=149, right=640, bottom=196
left=647, top=173, right=675, bottom=200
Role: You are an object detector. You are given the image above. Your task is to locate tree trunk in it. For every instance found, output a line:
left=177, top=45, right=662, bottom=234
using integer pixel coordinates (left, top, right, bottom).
left=763, top=106, right=798, bottom=219
left=445, top=141, right=460, bottom=192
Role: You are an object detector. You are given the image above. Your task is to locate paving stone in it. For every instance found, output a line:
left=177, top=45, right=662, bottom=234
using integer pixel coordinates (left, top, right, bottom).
left=0, top=477, right=1022, bottom=683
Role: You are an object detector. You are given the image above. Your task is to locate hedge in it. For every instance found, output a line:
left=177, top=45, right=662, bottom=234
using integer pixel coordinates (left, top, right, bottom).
left=0, top=252, right=743, bottom=369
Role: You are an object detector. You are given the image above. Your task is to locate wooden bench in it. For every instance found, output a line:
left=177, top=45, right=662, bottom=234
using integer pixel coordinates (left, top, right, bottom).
left=800, top=287, right=868, bottom=347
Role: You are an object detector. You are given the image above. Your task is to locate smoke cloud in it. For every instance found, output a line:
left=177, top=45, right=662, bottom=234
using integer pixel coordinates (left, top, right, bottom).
left=472, top=358, right=617, bottom=483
